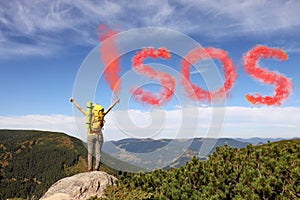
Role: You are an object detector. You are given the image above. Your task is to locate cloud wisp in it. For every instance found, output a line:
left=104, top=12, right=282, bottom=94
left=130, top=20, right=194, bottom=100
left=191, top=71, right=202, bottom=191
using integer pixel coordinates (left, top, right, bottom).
left=1, top=0, right=300, bottom=58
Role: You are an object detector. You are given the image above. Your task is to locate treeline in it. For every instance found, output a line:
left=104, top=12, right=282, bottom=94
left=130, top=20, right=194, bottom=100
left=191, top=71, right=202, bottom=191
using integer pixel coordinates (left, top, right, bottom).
left=98, top=139, right=300, bottom=200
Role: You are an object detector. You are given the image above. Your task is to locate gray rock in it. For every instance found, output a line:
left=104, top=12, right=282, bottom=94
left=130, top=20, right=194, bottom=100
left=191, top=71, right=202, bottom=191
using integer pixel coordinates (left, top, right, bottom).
left=40, top=171, right=117, bottom=200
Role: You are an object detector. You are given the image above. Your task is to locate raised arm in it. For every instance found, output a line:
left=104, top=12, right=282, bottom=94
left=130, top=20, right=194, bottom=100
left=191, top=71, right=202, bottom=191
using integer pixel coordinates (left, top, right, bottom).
left=70, top=97, right=87, bottom=116
left=104, top=98, right=120, bottom=116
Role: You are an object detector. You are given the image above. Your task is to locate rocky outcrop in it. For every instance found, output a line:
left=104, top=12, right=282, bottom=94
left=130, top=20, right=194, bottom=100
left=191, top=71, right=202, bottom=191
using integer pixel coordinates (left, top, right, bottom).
left=40, top=171, right=117, bottom=200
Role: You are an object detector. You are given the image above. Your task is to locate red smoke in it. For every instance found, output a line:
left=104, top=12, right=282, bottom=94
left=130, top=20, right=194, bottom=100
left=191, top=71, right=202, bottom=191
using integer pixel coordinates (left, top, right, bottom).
left=97, top=24, right=121, bottom=95
left=132, top=47, right=176, bottom=106
left=181, top=46, right=237, bottom=101
left=243, top=45, right=292, bottom=106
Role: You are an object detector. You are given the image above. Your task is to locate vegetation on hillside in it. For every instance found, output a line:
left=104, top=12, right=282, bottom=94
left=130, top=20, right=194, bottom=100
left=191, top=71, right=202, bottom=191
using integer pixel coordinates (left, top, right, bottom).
left=98, top=139, right=300, bottom=200
left=0, top=130, right=141, bottom=200
left=1, top=130, right=299, bottom=199
left=0, top=130, right=88, bottom=199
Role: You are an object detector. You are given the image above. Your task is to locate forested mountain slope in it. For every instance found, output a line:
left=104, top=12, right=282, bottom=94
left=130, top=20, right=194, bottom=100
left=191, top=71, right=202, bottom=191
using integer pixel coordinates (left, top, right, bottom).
left=99, top=139, right=300, bottom=200
left=0, top=130, right=141, bottom=199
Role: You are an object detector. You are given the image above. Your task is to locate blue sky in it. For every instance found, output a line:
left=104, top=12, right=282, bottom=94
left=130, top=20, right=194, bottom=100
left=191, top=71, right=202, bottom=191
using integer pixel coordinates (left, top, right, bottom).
left=0, top=0, right=299, bottom=141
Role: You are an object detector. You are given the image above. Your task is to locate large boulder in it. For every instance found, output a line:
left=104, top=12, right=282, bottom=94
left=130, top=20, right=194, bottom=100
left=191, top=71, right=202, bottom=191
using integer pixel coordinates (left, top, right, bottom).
left=40, top=171, right=117, bottom=200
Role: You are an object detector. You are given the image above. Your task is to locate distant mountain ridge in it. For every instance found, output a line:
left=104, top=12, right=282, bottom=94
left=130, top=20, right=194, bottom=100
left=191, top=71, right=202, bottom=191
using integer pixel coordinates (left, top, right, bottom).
left=108, top=137, right=249, bottom=153
left=103, top=137, right=294, bottom=169
left=234, top=137, right=298, bottom=144
left=103, top=137, right=250, bottom=170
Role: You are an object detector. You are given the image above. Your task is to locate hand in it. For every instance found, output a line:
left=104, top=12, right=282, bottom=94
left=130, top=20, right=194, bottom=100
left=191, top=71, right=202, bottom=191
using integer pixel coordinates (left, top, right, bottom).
left=70, top=97, right=74, bottom=102
left=113, top=95, right=120, bottom=104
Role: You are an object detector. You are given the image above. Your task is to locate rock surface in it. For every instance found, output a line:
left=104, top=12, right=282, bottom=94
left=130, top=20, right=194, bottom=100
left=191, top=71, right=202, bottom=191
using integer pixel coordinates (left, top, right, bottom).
left=40, top=171, right=117, bottom=200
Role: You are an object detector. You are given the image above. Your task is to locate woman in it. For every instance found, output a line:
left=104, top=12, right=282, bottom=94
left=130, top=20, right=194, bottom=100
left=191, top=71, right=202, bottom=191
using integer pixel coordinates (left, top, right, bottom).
left=70, top=97, right=119, bottom=171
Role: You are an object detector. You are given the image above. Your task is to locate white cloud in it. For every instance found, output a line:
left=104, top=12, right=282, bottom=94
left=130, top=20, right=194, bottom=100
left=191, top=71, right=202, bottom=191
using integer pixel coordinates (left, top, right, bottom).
left=1, top=106, right=299, bottom=141
left=0, top=0, right=123, bottom=57
left=224, top=106, right=300, bottom=125
left=1, top=0, right=299, bottom=58
left=180, top=0, right=300, bottom=36
left=0, top=114, right=78, bottom=138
